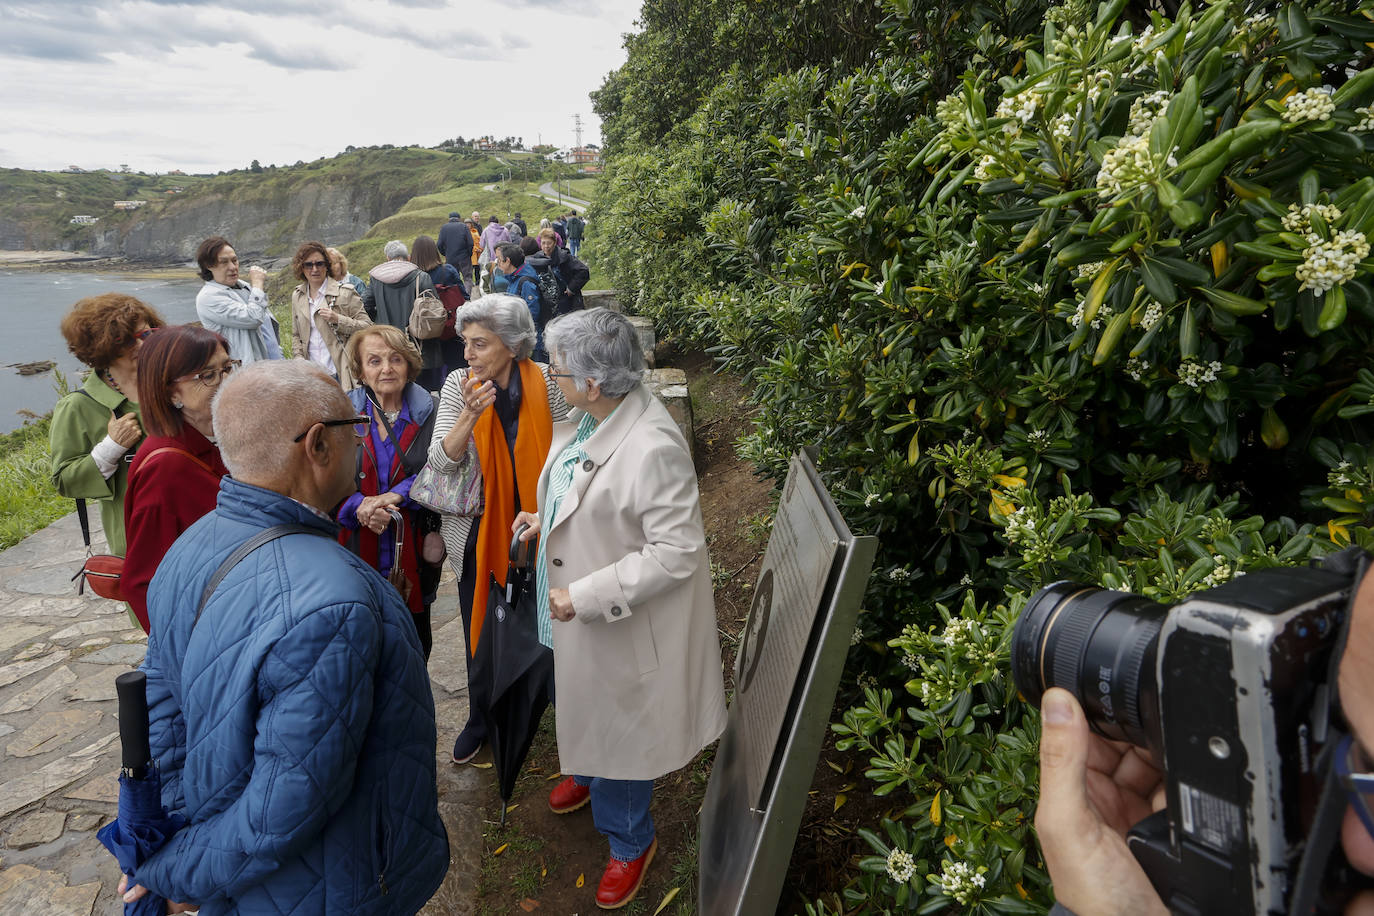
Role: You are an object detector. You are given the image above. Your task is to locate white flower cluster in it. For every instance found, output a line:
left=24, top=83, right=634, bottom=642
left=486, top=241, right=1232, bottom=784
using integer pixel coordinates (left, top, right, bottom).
left=850, top=626, right=864, bottom=647
left=1282, top=202, right=1343, bottom=239
left=973, top=154, right=999, bottom=182
left=920, top=675, right=957, bottom=706
left=850, top=205, right=867, bottom=219
left=936, top=93, right=967, bottom=132
left=864, top=492, right=881, bottom=508
left=886, top=849, right=916, bottom=884
left=959, top=573, right=974, bottom=585
left=1178, top=359, right=1223, bottom=389
left=1077, top=260, right=1107, bottom=280
left=1357, top=106, right=1374, bottom=132
left=1068, top=300, right=1086, bottom=327
left=1244, top=11, right=1275, bottom=31
left=1282, top=86, right=1336, bottom=124
left=890, top=566, right=913, bottom=582
left=1096, top=133, right=1153, bottom=198
left=1003, top=506, right=1038, bottom=543
left=1202, top=554, right=1243, bottom=588
left=1330, top=461, right=1357, bottom=488
left=995, top=89, right=1042, bottom=136
left=1027, top=428, right=1052, bottom=447
left=1132, top=24, right=1156, bottom=52
left=1140, top=300, right=1163, bottom=330
left=1128, top=90, right=1171, bottom=136
left=938, top=860, right=987, bottom=905
left=1051, top=111, right=1076, bottom=141
left=940, top=616, right=978, bottom=648
left=1067, top=300, right=1112, bottom=329
left=1126, top=357, right=1151, bottom=381
left=1084, top=69, right=1113, bottom=104
left=1297, top=230, right=1370, bottom=295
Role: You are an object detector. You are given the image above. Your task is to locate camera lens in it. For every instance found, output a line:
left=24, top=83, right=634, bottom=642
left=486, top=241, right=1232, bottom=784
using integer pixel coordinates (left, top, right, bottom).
left=1012, top=582, right=1166, bottom=752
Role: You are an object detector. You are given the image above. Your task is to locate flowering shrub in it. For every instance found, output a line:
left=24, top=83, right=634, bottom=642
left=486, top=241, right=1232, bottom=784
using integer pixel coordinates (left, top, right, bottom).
left=594, top=0, right=1374, bottom=911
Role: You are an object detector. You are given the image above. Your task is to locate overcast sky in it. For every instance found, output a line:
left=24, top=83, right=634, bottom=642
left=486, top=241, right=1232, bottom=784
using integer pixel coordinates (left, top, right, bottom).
left=0, top=0, right=643, bottom=174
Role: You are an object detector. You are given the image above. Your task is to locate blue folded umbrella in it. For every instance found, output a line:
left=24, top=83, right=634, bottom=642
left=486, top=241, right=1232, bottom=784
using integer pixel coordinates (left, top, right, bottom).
left=97, top=671, right=186, bottom=916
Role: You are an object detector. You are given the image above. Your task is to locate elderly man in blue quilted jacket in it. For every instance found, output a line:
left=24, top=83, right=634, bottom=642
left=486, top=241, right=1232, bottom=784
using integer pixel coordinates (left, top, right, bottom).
left=121, top=360, right=449, bottom=914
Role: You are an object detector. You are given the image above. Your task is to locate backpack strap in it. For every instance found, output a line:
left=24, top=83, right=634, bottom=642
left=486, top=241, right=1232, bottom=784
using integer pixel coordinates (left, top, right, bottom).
left=193, top=524, right=323, bottom=630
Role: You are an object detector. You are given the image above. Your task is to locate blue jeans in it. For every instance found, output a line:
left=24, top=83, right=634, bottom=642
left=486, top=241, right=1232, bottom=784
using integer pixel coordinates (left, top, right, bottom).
left=574, top=775, right=654, bottom=861
left=569, top=239, right=582, bottom=258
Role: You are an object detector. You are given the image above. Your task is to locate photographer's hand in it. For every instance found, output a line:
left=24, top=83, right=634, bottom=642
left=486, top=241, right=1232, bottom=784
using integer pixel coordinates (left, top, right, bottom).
left=1037, top=688, right=1169, bottom=916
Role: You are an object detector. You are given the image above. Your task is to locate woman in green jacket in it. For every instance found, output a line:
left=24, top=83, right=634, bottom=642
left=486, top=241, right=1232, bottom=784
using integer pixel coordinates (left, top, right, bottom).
left=49, top=294, right=165, bottom=555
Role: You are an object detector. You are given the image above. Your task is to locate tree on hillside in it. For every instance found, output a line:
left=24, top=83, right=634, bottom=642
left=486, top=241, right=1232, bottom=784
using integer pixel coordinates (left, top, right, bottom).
left=249, top=160, right=263, bottom=173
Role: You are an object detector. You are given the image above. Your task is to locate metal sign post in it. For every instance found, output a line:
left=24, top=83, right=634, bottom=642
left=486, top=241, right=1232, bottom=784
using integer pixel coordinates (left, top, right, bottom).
left=699, top=450, right=878, bottom=915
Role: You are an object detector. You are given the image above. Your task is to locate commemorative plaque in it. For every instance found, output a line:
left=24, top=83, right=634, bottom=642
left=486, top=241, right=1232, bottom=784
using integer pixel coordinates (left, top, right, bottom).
left=699, top=450, right=878, bottom=915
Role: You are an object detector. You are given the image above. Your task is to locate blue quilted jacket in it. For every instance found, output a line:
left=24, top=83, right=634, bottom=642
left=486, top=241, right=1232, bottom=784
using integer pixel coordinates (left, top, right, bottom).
left=139, top=477, right=448, bottom=914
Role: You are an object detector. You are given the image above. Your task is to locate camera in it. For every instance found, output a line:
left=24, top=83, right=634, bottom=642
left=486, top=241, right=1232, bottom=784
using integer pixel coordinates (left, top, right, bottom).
left=1012, top=565, right=1365, bottom=915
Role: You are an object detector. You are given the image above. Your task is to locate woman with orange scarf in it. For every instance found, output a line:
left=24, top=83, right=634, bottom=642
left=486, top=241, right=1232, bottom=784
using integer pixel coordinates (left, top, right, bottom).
left=427, top=294, right=568, bottom=763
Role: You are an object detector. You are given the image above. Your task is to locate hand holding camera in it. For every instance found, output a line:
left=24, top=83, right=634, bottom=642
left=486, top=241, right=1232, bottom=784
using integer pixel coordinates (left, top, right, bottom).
left=1017, top=557, right=1374, bottom=915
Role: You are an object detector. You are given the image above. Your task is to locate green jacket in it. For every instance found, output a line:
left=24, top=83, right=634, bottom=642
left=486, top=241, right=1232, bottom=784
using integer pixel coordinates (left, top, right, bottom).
left=49, top=372, right=140, bottom=555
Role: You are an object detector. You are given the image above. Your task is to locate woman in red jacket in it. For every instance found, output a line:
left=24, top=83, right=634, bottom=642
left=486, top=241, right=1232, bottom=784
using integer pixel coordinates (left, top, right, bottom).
left=122, top=326, right=235, bottom=632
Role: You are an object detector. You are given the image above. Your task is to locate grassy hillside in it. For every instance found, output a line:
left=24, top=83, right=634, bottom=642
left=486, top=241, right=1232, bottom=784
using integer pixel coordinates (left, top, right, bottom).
left=0, top=147, right=538, bottom=254
left=0, top=168, right=209, bottom=247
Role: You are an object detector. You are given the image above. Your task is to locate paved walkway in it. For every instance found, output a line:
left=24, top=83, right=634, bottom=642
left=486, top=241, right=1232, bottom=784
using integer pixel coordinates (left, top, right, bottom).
left=0, top=511, right=487, bottom=914
left=536, top=182, right=592, bottom=211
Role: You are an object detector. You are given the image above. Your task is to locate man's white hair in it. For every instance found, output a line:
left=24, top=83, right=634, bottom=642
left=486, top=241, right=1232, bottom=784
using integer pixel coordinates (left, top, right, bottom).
left=212, top=360, right=348, bottom=481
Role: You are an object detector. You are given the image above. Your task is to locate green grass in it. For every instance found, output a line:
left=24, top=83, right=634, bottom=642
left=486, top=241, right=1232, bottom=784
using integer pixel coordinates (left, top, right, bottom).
left=565, top=178, right=600, bottom=202
left=0, top=417, right=69, bottom=550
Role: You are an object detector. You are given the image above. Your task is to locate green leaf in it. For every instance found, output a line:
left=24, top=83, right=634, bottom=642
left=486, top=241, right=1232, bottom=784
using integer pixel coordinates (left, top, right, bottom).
left=1139, top=257, right=1178, bottom=304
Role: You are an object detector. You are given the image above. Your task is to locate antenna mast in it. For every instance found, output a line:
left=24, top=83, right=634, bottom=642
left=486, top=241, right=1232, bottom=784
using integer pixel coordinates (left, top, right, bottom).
left=573, top=114, right=584, bottom=151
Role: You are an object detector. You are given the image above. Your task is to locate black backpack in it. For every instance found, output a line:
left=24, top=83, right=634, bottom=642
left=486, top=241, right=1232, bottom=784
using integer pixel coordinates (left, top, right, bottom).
left=514, top=275, right=553, bottom=330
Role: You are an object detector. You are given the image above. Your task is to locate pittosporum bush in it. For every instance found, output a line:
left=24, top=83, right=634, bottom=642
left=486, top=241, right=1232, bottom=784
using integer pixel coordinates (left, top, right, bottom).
left=593, top=0, right=1374, bottom=911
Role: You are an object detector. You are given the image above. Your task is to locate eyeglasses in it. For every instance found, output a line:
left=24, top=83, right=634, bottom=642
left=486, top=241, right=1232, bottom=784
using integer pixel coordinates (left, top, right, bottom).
left=547, top=362, right=575, bottom=380
left=1337, top=734, right=1374, bottom=841
left=302, top=260, right=328, bottom=270
left=292, top=414, right=371, bottom=442
left=175, top=360, right=241, bottom=388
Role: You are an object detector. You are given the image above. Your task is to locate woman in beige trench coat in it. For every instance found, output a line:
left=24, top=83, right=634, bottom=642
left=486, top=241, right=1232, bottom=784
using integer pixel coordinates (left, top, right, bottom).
left=513, top=308, right=727, bottom=911
left=289, top=240, right=370, bottom=389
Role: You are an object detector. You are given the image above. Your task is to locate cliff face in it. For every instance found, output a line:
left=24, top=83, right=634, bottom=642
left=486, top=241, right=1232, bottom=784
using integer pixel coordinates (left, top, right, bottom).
left=92, top=183, right=405, bottom=260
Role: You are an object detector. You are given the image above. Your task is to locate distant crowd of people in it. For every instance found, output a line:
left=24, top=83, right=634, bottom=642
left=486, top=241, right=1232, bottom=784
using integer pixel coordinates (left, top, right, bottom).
left=48, top=211, right=725, bottom=913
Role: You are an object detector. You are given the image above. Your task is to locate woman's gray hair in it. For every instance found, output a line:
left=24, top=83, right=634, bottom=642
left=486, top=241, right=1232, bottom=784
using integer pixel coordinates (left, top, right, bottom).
left=544, top=308, right=644, bottom=398
left=383, top=239, right=408, bottom=260
left=456, top=294, right=536, bottom=361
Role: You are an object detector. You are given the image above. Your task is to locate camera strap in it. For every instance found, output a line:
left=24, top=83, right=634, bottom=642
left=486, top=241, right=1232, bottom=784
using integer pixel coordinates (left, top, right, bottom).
left=1288, top=547, right=1371, bottom=916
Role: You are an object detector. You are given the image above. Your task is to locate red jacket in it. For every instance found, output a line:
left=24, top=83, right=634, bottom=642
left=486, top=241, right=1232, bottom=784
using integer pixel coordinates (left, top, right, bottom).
left=122, top=424, right=229, bottom=632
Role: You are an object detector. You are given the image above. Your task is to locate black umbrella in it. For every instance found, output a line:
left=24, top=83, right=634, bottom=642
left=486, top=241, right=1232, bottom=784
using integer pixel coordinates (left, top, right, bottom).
left=476, top=526, right=555, bottom=826
left=97, top=671, right=186, bottom=916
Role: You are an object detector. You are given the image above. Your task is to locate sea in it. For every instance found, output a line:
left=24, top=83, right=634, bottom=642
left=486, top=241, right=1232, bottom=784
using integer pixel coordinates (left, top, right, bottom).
left=0, top=269, right=205, bottom=434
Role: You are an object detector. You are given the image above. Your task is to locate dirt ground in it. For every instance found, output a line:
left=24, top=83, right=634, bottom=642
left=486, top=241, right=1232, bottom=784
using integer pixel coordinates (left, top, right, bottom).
left=469, top=349, right=877, bottom=915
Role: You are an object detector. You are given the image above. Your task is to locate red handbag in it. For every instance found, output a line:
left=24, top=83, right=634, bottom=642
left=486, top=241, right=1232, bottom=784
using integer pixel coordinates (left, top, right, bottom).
left=71, top=499, right=128, bottom=601
left=73, top=552, right=126, bottom=601
left=71, top=446, right=213, bottom=604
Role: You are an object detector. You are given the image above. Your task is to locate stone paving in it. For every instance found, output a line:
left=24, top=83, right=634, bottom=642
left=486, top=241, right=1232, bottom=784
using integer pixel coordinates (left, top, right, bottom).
left=0, top=511, right=487, bottom=915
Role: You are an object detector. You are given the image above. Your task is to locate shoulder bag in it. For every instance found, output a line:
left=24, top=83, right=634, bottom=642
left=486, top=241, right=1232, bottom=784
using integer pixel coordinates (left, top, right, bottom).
left=72, top=446, right=214, bottom=603
left=407, top=275, right=447, bottom=340
left=410, top=372, right=484, bottom=516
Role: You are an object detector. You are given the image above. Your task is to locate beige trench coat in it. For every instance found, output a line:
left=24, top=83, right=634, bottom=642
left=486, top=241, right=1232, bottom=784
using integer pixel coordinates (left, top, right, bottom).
left=537, top=384, right=727, bottom=781
left=290, top=278, right=371, bottom=389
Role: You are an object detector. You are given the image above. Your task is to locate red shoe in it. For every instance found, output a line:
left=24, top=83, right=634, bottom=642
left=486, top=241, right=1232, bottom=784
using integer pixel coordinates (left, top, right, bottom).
left=595, top=837, right=657, bottom=909
left=548, top=776, right=590, bottom=814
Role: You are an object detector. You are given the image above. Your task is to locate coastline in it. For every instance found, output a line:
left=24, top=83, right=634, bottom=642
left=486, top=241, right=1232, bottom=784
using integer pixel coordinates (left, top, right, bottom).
left=0, top=250, right=190, bottom=280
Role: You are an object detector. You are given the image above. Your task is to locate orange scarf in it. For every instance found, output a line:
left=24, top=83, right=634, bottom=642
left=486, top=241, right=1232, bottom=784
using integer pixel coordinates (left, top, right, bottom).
left=470, top=359, right=553, bottom=648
